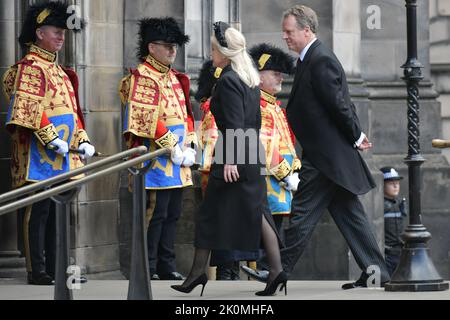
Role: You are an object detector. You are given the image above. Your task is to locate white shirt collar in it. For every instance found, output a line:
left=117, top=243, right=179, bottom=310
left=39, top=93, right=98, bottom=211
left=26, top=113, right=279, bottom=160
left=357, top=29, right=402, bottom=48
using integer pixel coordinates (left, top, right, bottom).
left=299, top=38, right=317, bottom=62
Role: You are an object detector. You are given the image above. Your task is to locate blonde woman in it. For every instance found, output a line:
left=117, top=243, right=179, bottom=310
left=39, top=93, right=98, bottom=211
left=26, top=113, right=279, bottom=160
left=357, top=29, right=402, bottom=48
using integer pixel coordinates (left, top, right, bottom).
left=171, top=22, right=287, bottom=296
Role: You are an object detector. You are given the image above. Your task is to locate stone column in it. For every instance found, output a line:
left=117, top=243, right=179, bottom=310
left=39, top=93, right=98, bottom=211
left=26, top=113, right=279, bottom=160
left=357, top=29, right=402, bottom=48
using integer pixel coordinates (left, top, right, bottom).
left=70, top=0, right=125, bottom=278
left=0, top=0, right=26, bottom=278
left=333, top=0, right=385, bottom=281
left=430, top=0, right=450, bottom=162
left=430, top=0, right=450, bottom=279
left=362, top=0, right=450, bottom=279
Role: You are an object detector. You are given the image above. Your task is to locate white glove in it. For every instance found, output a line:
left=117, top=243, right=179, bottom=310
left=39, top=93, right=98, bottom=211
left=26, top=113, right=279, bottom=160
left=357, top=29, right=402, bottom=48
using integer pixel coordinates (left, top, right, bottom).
left=79, top=143, right=96, bottom=160
left=283, top=172, right=300, bottom=192
left=181, top=148, right=196, bottom=167
left=171, top=144, right=184, bottom=165
left=48, top=138, right=69, bottom=156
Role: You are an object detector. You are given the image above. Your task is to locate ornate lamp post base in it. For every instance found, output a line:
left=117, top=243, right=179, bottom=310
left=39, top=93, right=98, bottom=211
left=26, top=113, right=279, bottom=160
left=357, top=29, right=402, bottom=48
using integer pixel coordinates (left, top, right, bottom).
left=385, top=225, right=449, bottom=292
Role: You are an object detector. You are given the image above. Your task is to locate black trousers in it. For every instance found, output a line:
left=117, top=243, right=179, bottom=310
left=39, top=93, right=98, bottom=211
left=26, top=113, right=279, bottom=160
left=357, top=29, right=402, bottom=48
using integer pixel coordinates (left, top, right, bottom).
left=146, top=188, right=183, bottom=275
left=259, top=158, right=390, bottom=282
left=20, top=198, right=56, bottom=277
left=385, top=247, right=402, bottom=276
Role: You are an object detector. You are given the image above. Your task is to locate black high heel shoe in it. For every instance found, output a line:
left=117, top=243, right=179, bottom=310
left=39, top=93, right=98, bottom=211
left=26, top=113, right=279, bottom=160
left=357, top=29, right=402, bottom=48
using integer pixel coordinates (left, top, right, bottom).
left=171, top=273, right=208, bottom=296
left=255, top=271, right=288, bottom=296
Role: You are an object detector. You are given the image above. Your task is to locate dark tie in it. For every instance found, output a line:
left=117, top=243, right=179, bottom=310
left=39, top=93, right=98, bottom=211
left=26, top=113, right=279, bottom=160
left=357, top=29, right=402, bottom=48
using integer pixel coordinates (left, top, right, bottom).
left=293, top=58, right=303, bottom=84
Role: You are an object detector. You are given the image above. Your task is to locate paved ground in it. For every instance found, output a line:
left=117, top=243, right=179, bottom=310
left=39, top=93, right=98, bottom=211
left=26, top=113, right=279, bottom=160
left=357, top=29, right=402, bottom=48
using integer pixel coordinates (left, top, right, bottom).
left=0, top=278, right=449, bottom=300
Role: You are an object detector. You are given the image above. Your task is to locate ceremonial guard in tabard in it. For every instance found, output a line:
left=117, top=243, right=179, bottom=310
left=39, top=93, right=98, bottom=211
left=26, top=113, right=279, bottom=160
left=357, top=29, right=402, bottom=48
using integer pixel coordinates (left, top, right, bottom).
left=119, top=17, right=196, bottom=281
left=249, top=43, right=301, bottom=233
left=2, top=2, right=95, bottom=285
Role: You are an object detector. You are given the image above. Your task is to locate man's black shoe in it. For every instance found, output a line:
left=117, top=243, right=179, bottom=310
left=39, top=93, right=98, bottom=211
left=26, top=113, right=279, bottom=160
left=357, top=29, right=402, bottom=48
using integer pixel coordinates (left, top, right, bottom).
left=216, top=266, right=233, bottom=280
left=342, top=278, right=367, bottom=289
left=216, top=263, right=241, bottom=280
left=342, top=275, right=388, bottom=290
left=159, top=272, right=185, bottom=281
left=47, top=274, right=88, bottom=284
left=28, top=272, right=54, bottom=286
left=240, top=265, right=269, bottom=283
left=70, top=276, right=88, bottom=284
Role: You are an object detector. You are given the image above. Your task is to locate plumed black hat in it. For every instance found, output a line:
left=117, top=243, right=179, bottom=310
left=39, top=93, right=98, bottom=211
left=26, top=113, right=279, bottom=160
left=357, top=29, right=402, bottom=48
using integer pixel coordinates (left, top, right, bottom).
left=194, top=60, right=222, bottom=103
left=138, top=17, right=190, bottom=61
left=380, top=167, right=403, bottom=181
left=249, top=43, right=295, bottom=75
left=19, top=1, right=85, bottom=48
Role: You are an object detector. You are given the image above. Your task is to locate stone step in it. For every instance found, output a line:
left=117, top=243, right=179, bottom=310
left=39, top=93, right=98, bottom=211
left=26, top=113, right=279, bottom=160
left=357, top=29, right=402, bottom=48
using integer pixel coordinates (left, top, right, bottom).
left=0, top=257, right=25, bottom=269
left=0, top=254, right=27, bottom=279
left=0, top=267, right=27, bottom=279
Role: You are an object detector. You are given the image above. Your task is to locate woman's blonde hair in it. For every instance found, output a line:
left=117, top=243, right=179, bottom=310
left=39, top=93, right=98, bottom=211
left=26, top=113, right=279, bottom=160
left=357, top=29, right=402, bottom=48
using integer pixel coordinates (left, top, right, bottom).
left=212, top=27, right=260, bottom=88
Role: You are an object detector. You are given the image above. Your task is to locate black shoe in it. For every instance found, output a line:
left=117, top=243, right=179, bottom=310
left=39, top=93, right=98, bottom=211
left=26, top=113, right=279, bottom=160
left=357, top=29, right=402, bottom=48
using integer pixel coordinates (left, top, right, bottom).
left=342, top=272, right=368, bottom=289
left=28, top=272, right=54, bottom=286
left=151, top=273, right=160, bottom=280
left=216, top=267, right=233, bottom=280
left=47, top=274, right=88, bottom=284
left=342, top=274, right=387, bottom=290
left=240, top=265, right=269, bottom=283
left=71, top=276, right=88, bottom=284
left=230, top=262, right=241, bottom=280
left=255, top=271, right=288, bottom=296
left=171, top=274, right=208, bottom=296
left=160, top=272, right=185, bottom=281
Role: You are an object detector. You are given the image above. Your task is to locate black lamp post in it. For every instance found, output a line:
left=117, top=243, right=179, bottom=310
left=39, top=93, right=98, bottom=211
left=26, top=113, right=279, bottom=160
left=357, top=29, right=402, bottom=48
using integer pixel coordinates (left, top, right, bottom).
left=385, top=0, right=449, bottom=292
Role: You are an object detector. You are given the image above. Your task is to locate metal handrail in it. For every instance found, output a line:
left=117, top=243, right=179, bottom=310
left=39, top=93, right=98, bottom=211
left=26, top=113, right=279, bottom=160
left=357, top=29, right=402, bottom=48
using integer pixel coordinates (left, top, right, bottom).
left=0, top=147, right=170, bottom=300
left=0, top=146, right=148, bottom=205
left=0, top=148, right=169, bottom=216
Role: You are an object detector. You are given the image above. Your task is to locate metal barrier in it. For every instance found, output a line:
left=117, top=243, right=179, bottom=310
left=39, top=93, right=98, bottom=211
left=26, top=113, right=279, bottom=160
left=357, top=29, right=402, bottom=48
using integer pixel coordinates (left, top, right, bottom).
left=0, top=146, right=148, bottom=205
left=0, top=147, right=170, bottom=300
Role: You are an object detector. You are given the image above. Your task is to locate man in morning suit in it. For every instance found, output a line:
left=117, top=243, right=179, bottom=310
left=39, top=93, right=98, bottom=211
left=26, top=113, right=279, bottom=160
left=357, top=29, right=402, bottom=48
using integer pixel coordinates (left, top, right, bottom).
left=242, top=5, right=390, bottom=289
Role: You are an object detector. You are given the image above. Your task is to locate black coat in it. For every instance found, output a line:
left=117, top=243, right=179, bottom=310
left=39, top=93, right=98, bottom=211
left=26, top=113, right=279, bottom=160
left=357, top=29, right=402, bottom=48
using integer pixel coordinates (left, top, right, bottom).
left=195, top=65, right=267, bottom=251
left=286, top=40, right=376, bottom=195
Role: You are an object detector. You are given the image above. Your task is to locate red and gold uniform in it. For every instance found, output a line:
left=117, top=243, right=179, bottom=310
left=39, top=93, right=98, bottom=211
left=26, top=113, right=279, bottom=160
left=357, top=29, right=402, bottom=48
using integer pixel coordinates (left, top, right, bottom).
left=3, top=44, right=89, bottom=188
left=198, top=98, right=219, bottom=194
left=120, top=55, right=197, bottom=190
left=260, top=90, right=301, bottom=215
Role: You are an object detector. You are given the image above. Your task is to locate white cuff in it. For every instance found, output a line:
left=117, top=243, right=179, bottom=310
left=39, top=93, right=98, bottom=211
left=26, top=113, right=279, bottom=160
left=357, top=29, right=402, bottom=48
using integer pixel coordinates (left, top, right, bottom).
left=354, top=132, right=366, bottom=148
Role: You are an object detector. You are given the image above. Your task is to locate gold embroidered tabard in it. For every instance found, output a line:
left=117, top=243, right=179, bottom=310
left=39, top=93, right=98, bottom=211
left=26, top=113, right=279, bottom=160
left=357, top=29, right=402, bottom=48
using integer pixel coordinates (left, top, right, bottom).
left=260, top=91, right=301, bottom=215
left=120, top=55, right=193, bottom=189
left=4, top=45, right=86, bottom=188
left=198, top=100, right=219, bottom=173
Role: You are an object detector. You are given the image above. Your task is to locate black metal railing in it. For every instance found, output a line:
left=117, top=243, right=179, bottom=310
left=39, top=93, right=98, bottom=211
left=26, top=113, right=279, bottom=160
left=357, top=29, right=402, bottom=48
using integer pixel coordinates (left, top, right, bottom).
left=0, top=146, right=170, bottom=300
